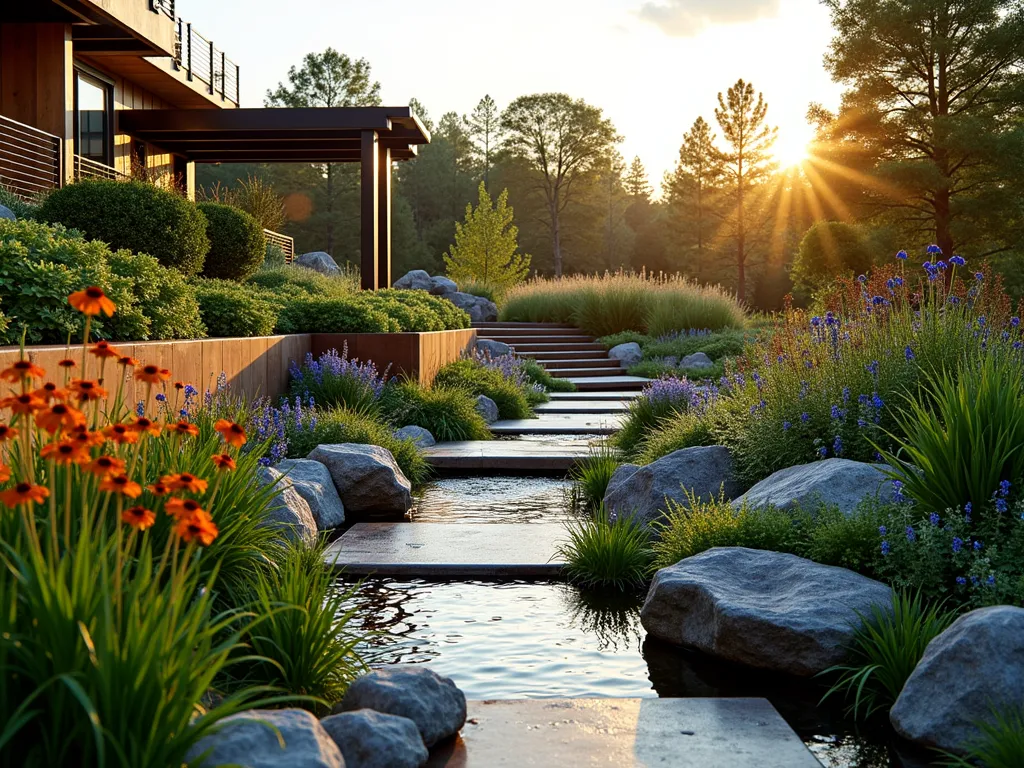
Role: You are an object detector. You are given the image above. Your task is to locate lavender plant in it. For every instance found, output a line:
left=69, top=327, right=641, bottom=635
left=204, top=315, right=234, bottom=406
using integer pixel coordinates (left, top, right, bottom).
left=615, top=376, right=719, bottom=455
left=288, top=344, right=389, bottom=416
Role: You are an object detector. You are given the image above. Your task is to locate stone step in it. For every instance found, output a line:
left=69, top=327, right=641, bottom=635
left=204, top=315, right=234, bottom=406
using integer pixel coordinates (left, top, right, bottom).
left=548, top=366, right=624, bottom=377
left=536, top=358, right=621, bottom=370
left=423, top=439, right=595, bottom=471
left=324, top=523, right=566, bottom=577
left=567, top=375, right=650, bottom=391
left=534, top=400, right=630, bottom=414
left=549, top=390, right=641, bottom=401
left=511, top=342, right=607, bottom=354
left=428, top=698, right=820, bottom=767
left=490, top=412, right=624, bottom=435
left=478, top=328, right=591, bottom=337
left=483, top=334, right=596, bottom=345
left=472, top=322, right=573, bottom=329
left=520, top=349, right=608, bottom=360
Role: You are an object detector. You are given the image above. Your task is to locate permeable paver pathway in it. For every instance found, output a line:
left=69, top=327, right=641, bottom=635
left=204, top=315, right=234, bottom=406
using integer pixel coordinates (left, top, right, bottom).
left=423, top=438, right=595, bottom=471
left=324, top=523, right=565, bottom=577
left=490, top=412, right=624, bottom=435
left=426, top=698, right=820, bottom=767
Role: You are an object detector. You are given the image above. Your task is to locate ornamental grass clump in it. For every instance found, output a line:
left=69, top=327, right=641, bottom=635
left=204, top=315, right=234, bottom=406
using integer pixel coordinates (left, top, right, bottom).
left=614, top=376, right=717, bottom=456
left=568, top=443, right=621, bottom=512
left=941, top=706, right=1024, bottom=768
left=558, top=506, right=653, bottom=591
left=0, top=286, right=288, bottom=767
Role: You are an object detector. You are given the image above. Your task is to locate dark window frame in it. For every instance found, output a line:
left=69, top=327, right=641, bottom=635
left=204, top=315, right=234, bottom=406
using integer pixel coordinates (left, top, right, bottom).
left=73, top=69, right=115, bottom=168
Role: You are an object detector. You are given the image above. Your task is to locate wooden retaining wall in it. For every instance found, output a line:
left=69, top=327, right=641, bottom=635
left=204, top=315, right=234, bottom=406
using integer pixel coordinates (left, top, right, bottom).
left=311, top=329, right=478, bottom=386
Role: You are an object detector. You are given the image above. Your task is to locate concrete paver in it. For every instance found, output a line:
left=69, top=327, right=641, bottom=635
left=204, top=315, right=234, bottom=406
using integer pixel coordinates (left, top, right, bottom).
left=490, top=413, right=624, bottom=435
left=534, top=400, right=630, bottom=414
left=549, top=390, right=640, bottom=401
left=424, top=439, right=595, bottom=471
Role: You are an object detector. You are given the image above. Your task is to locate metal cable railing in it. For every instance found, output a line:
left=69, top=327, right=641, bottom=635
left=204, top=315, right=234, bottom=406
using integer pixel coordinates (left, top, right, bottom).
left=149, top=0, right=175, bottom=20
left=174, top=19, right=240, bottom=105
left=74, top=154, right=127, bottom=182
left=0, top=115, right=61, bottom=200
left=264, top=229, right=295, bottom=263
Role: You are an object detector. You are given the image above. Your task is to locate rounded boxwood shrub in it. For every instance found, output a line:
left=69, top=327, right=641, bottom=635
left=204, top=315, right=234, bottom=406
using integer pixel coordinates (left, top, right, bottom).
left=374, top=289, right=470, bottom=331
left=197, top=202, right=267, bottom=281
left=274, top=296, right=400, bottom=334
left=38, top=178, right=209, bottom=276
left=247, top=265, right=353, bottom=298
left=107, top=250, right=206, bottom=340
left=193, top=279, right=278, bottom=337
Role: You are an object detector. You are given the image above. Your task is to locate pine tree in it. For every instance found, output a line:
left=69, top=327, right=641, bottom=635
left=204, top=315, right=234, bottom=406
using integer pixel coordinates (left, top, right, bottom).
left=467, top=95, right=500, bottom=190
left=714, top=79, right=777, bottom=302
left=444, top=182, right=531, bottom=291
left=623, top=156, right=651, bottom=200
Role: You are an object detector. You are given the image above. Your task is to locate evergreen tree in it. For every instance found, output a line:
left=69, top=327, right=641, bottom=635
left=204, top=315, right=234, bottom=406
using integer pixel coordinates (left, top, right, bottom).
left=714, top=79, right=777, bottom=302
left=444, top=182, right=531, bottom=290
left=467, top=95, right=500, bottom=189
left=623, top=156, right=651, bottom=200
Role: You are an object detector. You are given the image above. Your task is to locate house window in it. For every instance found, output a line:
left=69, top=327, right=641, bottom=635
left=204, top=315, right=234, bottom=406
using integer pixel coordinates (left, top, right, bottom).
left=75, top=72, right=113, bottom=166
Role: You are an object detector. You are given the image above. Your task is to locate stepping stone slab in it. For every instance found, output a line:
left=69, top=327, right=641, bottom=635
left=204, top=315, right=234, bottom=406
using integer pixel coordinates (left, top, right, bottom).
left=564, top=375, right=650, bottom=391
left=423, top=440, right=595, bottom=471
left=489, top=413, right=624, bottom=435
left=324, top=523, right=566, bottom=577
left=548, top=390, right=639, bottom=401
left=186, top=708, right=343, bottom=768
left=426, top=698, right=819, bottom=767
left=534, top=400, right=630, bottom=414
left=320, top=709, right=428, bottom=768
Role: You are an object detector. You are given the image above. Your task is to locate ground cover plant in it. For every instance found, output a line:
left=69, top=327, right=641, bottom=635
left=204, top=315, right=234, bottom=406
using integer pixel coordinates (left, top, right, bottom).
left=602, top=328, right=751, bottom=381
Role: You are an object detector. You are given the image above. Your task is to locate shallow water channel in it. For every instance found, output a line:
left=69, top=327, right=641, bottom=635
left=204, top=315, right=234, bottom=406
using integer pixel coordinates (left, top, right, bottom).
left=336, top=468, right=933, bottom=767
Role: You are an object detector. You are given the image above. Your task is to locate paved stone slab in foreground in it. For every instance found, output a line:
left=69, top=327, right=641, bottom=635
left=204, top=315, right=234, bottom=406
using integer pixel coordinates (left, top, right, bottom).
left=549, top=390, right=640, bottom=401
left=325, top=523, right=566, bottom=577
left=563, top=375, right=650, bottom=391
left=490, top=413, right=625, bottom=435
left=428, top=698, right=819, bottom=768
left=424, top=439, right=594, bottom=471
left=535, top=400, right=630, bottom=414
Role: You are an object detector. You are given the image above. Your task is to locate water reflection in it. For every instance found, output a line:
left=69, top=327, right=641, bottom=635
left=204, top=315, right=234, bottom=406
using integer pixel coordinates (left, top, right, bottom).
left=410, top=475, right=572, bottom=524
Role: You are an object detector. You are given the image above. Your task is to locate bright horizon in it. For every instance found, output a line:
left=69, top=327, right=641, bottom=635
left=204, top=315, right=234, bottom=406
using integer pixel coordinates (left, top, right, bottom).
left=178, top=0, right=842, bottom=192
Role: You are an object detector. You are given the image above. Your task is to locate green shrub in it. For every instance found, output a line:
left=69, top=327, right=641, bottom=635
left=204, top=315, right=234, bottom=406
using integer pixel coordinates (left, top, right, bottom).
left=248, top=264, right=355, bottom=297
left=557, top=509, right=654, bottom=591
left=802, top=503, right=887, bottom=574
left=629, top=358, right=725, bottom=381
left=197, top=202, right=267, bottom=281
left=379, top=381, right=491, bottom=442
left=568, top=444, right=621, bottom=512
left=460, top=279, right=500, bottom=303
left=643, top=329, right=748, bottom=360
left=614, top=378, right=704, bottom=455
left=792, top=221, right=874, bottom=296
left=821, top=590, right=952, bottom=720
left=106, top=249, right=206, bottom=340
left=38, top=178, right=209, bottom=275
left=521, top=357, right=575, bottom=392
left=368, top=289, right=470, bottom=331
left=635, top=410, right=716, bottom=464
left=0, top=185, right=38, bottom=219
left=434, top=359, right=533, bottom=420
left=941, top=707, right=1024, bottom=768
left=600, top=330, right=650, bottom=349
left=264, top=242, right=288, bottom=269
left=193, top=278, right=279, bottom=337
left=275, top=296, right=400, bottom=334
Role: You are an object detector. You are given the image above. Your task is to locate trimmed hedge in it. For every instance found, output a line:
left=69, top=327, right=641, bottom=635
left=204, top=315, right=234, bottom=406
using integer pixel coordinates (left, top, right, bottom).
left=274, top=296, right=400, bottom=334
left=198, top=202, right=267, bottom=281
left=107, top=250, right=206, bottom=340
left=247, top=265, right=354, bottom=298
left=193, top=279, right=278, bottom=338
left=38, top=179, right=209, bottom=276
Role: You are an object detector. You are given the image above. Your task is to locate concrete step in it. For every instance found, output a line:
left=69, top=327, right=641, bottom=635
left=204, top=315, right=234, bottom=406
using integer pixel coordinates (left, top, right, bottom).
left=512, top=342, right=606, bottom=354
left=520, top=349, right=608, bottom=360
left=549, top=390, right=641, bottom=400
left=490, top=412, right=624, bottom=435
left=483, top=334, right=596, bottom=345
left=568, top=376, right=650, bottom=391
left=535, top=400, right=630, bottom=414
left=473, top=322, right=573, bottom=329
left=479, top=327, right=591, bottom=337
left=548, top=367, right=625, bottom=377
left=536, top=358, right=621, bottom=370
left=423, top=438, right=595, bottom=471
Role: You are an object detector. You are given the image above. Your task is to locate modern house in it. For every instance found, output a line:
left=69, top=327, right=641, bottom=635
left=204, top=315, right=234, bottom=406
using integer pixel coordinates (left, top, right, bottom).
left=0, top=0, right=429, bottom=287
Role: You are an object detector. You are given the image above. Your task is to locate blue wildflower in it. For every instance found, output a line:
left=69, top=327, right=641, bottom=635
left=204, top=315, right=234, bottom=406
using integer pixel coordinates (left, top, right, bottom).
left=950, top=255, right=966, bottom=266
left=857, top=275, right=867, bottom=283
left=782, top=420, right=792, bottom=431
left=135, top=401, right=145, bottom=417
left=964, top=502, right=972, bottom=522
left=936, top=260, right=948, bottom=271
left=929, top=512, right=940, bottom=526
left=952, top=537, right=964, bottom=553
left=842, top=387, right=850, bottom=403
left=1012, top=317, right=1020, bottom=327
left=974, top=540, right=983, bottom=551
left=831, top=404, right=843, bottom=419
left=896, top=250, right=908, bottom=260
left=871, top=393, right=884, bottom=409
left=905, top=526, right=916, bottom=542
left=927, top=244, right=942, bottom=254
left=892, top=480, right=905, bottom=503
left=857, top=418, right=868, bottom=428
left=956, top=576, right=967, bottom=586
left=987, top=574, right=996, bottom=586
left=811, top=316, right=822, bottom=328
left=879, top=526, right=888, bottom=536
left=948, top=296, right=961, bottom=305
left=999, top=479, right=1011, bottom=497
left=833, top=435, right=843, bottom=456
left=975, top=272, right=984, bottom=281
left=818, top=446, right=828, bottom=458
left=881, top=540, right=890, bottom=556
left=905, top=346, right=915, bottom=361
left=801, top=412, right=810, bottom=423
left=155, top=393, right=166, bottom=402
left=996, top=498, right=1008, bottom=513
left=866, top=360, right=880, bottom=376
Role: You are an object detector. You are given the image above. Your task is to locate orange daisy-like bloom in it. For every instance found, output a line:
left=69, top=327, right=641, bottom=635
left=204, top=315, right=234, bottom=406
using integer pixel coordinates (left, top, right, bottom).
left=32, top=382, right=68, bottom=403
left=122, top=505, right=156, bottom=531
left=211, top=453, right=236, bottom=472
left=68, top=426, right=105, bottom=448
left=57, top=358, right=77, bottom=370
left=0, top=359, right=47, bottom=383
left=161, top=472, right=208, bottom=494
left=0, top=464, right=9, bottom=484
left=129, top=416, right=162, bottom=437
left=35, top=403, right=87, bottom=434
left=0, top=482, right=50, bottom=508
left=40, top=440, right=89, bottom=465
left=0, top=424, right=18, bottom=442
left=99, top=474, right=143, bottom=498
left=0, top=393, right=46, bottom=415
left=117, top=355, right=139, bottom=367
left=83, top=455, right=126, bottom=478
left=165, top=496, right=203, bottom=520
left=68, top=379, right=108, bottom=402
left=103, top=423, right=139, bottom=445
left=175, top=508, right=218, bottom=546
left=166, top=420, right=199, bottom=438
left=147, top=480, right=171, bottom=497
left=89, top=340, right=121, bottom=360
left=214, top=419, right=247, bottom=448
left=68, top=286, right=116, bottom=317
left=135, top=364, right=171, bottom=385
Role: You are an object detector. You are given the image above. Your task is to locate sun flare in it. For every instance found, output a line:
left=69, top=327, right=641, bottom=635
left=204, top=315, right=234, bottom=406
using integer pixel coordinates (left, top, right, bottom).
left=773, top=133, right=811, bottom=168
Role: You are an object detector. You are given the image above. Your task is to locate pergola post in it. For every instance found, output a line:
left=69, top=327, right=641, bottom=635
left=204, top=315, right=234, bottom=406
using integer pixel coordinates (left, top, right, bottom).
left=360, top=129, right=379, bottom=290
left=377, top=145, right=392, bottom=289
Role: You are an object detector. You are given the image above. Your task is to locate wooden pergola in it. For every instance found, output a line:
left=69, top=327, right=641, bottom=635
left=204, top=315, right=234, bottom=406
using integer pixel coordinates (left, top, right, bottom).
left=117, top=106, right=430, bottom=290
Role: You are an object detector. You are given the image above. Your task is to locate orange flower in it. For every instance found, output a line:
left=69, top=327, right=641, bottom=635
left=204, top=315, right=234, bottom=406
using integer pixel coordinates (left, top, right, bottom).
left=214, top=419, right=247, bottom=448
left=99, top=474, right=142, bottom=498
left=57, top=358, right=77, bottom=370
left=103, top=423, right=139, bottom=445
left=122, top=506, right=156, bottom=531
left=0, top=393, right=46, bottom=415
left=175, top=508, right=218, bottom=546
left=166, top=420, right=199, bottom=438
left=32, top=382, right=68, bottom=403
left=0, top=424, right=18, bottom=442
left=161, top=472, right=208, bottom=494
left=69, top=427, right=105, bottom=448
left=68, top=379, right=108, bottom=402
left=129, top=416, right=162, bottom=437
left=135, top=365, right=171, bottom=385
left=117, top=355, right=139, bottom=367
left=211, top=453, right=236, bottom=471
left=89, top=340, right=121, bottom=360
left=165, top=496, right=203, bottom=520
left=35, top=403, right=87, bottom=434
left=0, top=359, right=46, bottom=383
left=40, top=440, right=88, bottom=465
left=68, top=286, right=116, bottom=317
left=83, top=455, right=126, bottom=478
left=146, top=480, right=171, bottom=497
left=0, top=464, right=9, bottom=484
left=0, top=482, right=49, bottom=508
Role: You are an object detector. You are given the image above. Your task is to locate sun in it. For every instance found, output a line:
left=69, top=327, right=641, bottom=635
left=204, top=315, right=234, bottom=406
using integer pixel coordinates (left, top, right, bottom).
left=773, top=133, right=811, bottom=168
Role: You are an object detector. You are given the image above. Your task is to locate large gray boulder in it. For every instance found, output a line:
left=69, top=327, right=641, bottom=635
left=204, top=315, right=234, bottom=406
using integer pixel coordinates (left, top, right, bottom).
left=474, top=338, right=511, bottom=358
left=681, top=352, right=714, bottom=370
left=320, top=709, right=428, bottom=768
left=307, top=443, right=412, bottom=515
left=186, top=709, right=343, bottom=768
left=446, top=292, right=498, bottom=323
left=890, top=606, right=1024, bottom=754
left=608, top=342, right=642, bottom=368
left=295, top=251, right=341, bottom=277
left=393, top=270, right=433, bottom=291
left=393, top=425, right=436, bottom=448
left=475, top=394, right=499, bottom=424
left=603, top=446, right=741, bottom=528
left=0, top=205, right=15, bottom=222
left=428, top=275, right=458, bottom=295
left=274, top=458, right=345, bottom=530
left=339, top=666, right=466, bottom=748
left=733, top=459, right=889, bottom=517
left=641, top=547, right=893, bottom=676
left=255, top=466, right=318, bottom=545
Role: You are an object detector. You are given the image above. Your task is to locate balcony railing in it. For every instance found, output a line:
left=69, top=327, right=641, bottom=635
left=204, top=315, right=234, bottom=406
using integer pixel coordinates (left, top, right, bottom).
left=264, top=229, right=295, bottom=263
left=74, top=155, right=128, bottom=182
left=0, top=115, right=62, bottom=201
left=174, top=19, right=240, bottom=106
left=149, top=0, right=175, bottom=20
